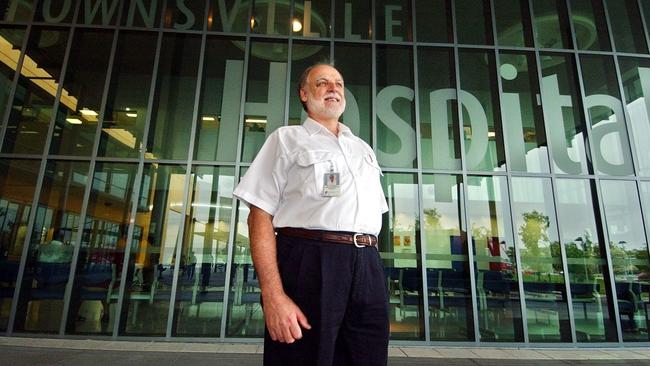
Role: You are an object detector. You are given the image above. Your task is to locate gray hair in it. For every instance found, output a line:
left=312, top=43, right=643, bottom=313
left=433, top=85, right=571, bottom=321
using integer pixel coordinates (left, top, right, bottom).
left=297, top=61, right=341, bottom=112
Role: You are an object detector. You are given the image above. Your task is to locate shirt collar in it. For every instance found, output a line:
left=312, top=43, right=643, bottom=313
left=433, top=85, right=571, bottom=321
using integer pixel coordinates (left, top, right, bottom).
left=303, top=117, right=351, bottom=137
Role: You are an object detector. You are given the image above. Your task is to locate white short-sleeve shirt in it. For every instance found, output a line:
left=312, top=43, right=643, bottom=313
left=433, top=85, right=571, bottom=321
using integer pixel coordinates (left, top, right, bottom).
left=233, top=117, right=388, bottom=236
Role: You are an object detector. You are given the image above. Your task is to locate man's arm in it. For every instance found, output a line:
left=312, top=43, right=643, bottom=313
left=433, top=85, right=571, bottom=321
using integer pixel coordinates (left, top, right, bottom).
left=248, top=205, right=311, bottom=343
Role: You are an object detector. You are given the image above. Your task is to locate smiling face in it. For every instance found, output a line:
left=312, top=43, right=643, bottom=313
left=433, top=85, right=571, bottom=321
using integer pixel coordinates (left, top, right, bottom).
left=299, top=65, right=346, bottom=121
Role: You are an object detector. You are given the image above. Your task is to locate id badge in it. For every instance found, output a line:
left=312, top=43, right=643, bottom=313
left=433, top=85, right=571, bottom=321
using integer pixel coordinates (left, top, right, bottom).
left=322, top=172, right=341, bottom=197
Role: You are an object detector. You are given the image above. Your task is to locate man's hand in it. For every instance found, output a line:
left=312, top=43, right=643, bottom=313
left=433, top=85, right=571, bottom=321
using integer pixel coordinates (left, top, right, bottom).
left=263, top=292, right=311, bottom=343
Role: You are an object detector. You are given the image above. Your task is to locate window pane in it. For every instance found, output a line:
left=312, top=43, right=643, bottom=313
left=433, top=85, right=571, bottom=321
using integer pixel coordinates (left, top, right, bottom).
left=77, top=0, right=121, bottom=25
left=241, top=40, right=288, bottom=163
left=467, top=175, right=523, bottom=342
left=293, top=0, right=330, bottom=38
left=287, top=41, right=330, bottom=126
left=1, top=0, right=35, bottom=22
left=207, top=0, right=249, bottom=32
left=606, top=0, right=647, bottom=54
left=555, top=178, right=618, bottom=342
left=494, top=0, right=534, bottom=47
left=459, top=50, right=505, bottom=172
left=414, top=0, right=452, bottom=43
left=580, top=55, right=634, bottom=176
left=66, top=162, right=138, bottom=335
left=334, top=43, right=372, bottom=144
left=194, top=37, right=245, bottom=162
left=174, top=166, right=234, bottom=337
left=34, top=1, right=75, bottom=23
left=334, top=0, right=371, bottom=39
left=418, top=47, right=460, bottom=170
left=376, top=46, right=416, bottom=168
left=540, top=53, right=591, bottom=174
left=162, top=0, right=205, bottom=30
left=49, top=29, right=113, bottom=157
left=455, top=0, right=493, bottom=45
left=119, top=164, right=187, bottom=336
left=146, top=33, right=201, bottom=160
left=0, top=27, right=25, bottom=125
left=380, top=173, right=423, bottom=340
left=226, top=167, right=264, bottom=337
left=499, top=52, right=550, bottom=173
left=0, top=159, right=40, bottom=331
left=2, top=27, right=69, bottom=154
left=601, top=180, right=650, bottom=342
left=376, top=0, right=412, bottom=41
left=98, top=31, right=157, bottom=158
left=531, top=0, right=572, bottom=49
left=423, top=174, right=474, bottom=341
left=14, top=160, right=89, bottom=333
left=619, top=57, right=650, bottom=176
left=511, top=177, right=571, bottom=342
left=250, top=0, right=289, bottom=35
left=570, top=0, right=611, bottom=51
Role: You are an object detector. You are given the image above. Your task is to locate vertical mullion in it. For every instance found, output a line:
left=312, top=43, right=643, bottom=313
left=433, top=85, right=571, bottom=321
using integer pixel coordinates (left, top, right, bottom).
left=221, top=35, right=252, bottom=341
left=638, top=0, right=650, bottom=54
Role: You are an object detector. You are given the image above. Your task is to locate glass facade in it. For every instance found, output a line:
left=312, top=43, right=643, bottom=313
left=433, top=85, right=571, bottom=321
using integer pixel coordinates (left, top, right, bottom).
left=1, top=0, right=650, bottom=345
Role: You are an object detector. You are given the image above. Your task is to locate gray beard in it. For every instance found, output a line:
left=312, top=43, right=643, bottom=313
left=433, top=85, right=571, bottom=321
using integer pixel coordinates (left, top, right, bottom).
left=306, top=98, right=346, bottom=119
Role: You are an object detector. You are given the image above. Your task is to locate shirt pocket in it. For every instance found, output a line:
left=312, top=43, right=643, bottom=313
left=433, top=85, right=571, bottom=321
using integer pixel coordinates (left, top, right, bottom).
left=296, top=150, right=338, bottom=196
left=362, top=153, right=383, bottom=177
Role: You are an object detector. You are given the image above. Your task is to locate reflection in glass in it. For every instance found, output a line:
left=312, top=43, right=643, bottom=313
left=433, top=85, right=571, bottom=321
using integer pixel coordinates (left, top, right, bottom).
left=163, top=0, right=205, bottom=30
left=14, top=160, right=89, bottom=333
left=194, top=37, right=245, bottom=162
left=380, top=173, right=423, bottom=340
left=422, top=174, right=474, bottom=341
left=531, top=0, right=572, bottom=49
left=119, top=164, right=187, bottom=336
left=66, top=163, right=138, bottom=335
left=250, top=0, right=289, bottom=35
left=77, top=0, right=120, bottom=25
left=207, top=0, right=249, bottom=32
left=146, top=33, right=201, bottom=160
left=570, top=0, right=611, bottom=51
left=580, top=55, right=634, bottom=176
left=241, top=40, right=288, bottom=162
left=494, top=0, right=533, bottom=47
left=376, top=0, right=412, bottom=41
left=334, top=43, right=372, bottom=144
left=174, top=166, right=234, bottom=336
left=601, top=180, right=650, bottom=341
left=418, top=47, right=459, bottom=170
left=455, top=0, right=493, bottom=45
left=0, top=159, right=40, bottom=331
left=226, top=167, right=264, bottom=337
left=540, top=53, right=590, bottom=175
left=555, top=178, right=617, bottom=342
left=98, top=31, right=157, bottom=158
left=0, top=27, right=25, bottom=126
left=605, top=0, right=647, bottom=54
left=467, top=175, right=523, bottom=342
left=376, top=46, right=416, bottom=168
left=2, top=27, right=69, bottom=154
left=618, top=57, right=650, bottom=177
left=49, top=29, right=113, bottom=156
left=334, top=0, right=371, bottom=39
left=459, top=50, right=505, bottom=171
left=293, top=0, right=330, bottom=38
left=414, top=0, right=452, bottom=43
left=287, top=41, right=330, bottom=126
left=511, top=177, right=571, bottom=342
left=499, top=52, right=549, bottom=173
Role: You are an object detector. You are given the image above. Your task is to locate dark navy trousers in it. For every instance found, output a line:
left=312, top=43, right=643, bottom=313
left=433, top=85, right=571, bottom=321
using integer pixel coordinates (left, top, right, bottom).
left=263, top=234, right=389, bottom=366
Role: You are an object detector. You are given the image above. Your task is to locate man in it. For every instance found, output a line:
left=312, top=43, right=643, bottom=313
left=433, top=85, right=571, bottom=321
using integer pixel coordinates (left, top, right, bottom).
left=233, top=63, right=389, bottom=366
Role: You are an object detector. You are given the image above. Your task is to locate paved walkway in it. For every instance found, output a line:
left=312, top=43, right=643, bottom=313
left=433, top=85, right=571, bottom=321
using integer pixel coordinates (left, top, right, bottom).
left=2, top=337, right=650, bottom=365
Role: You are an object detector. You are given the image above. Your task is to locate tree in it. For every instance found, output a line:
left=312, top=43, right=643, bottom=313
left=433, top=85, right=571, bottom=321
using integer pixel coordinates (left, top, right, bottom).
left=519, top=210, right=551, bottom=274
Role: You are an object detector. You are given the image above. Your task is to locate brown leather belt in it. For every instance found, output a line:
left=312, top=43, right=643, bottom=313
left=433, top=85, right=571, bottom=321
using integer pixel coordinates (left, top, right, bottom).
left=276, top=227, right=378, bottom=247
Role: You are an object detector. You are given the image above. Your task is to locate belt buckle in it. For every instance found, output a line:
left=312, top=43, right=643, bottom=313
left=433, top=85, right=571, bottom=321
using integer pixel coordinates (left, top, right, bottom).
left=353, top=233, right=366, bottom=248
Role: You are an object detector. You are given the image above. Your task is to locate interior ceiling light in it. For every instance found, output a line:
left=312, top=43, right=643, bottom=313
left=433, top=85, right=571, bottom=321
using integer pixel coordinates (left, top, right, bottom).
left=125, top=112, right=137, bottom=118
left=66, top=118, right=82, bottom=124
left=80, top=108, right=98, bottom=116
left=292, top=19, right=302, bottom=32
left=202, top=116, right=215, bottom=121
left=0, top=35, right=78, bottom=111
